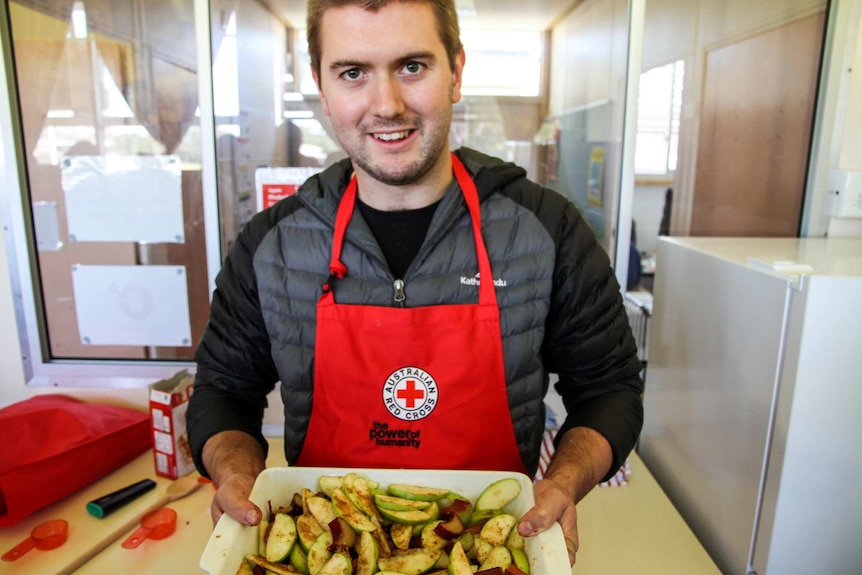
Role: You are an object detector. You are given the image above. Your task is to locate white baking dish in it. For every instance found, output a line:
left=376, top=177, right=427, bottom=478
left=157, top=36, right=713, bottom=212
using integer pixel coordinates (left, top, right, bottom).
left=199, top=466, right=570, bottom=575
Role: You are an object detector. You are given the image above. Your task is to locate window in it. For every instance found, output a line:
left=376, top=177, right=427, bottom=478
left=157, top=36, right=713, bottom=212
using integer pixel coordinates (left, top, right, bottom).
left=634, top=60, right=684, bottom=175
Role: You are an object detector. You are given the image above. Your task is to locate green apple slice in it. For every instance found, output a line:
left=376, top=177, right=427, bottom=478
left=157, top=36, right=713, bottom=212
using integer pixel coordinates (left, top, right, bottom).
left=387, top=483, right=450, bottom=501
left=355, top=530, right=379, bottom=575
left=505, top=525, right=525, bottom=549
left=374, top=493, right=433, bottom=511
left=420, top=521, right=448, bottom=553
left=478, top=545, right=512, bottom=571
left=331, top=487, right=377, bottom=532
left=377, top=548, right=442, bottom=575
left=257, top=515, right=269, bottom=555
left=307, top=495, right=337, bottom=531
left=343, top=473, right=381, bottom=520
left=289, top=541, right=309, bottom=573
left=245, top=553, right=298, bottom=575
left=475, top=477, right=522, bottom=511
left=264, top=513, right=297, bottom=563
left=447, top=541, right=473, bottom=575
left=378, top=505, right=434, bottom=525
left=509, top=545, right=530, bottom=574
left=317, top=551, right=352, bottom=575
left=390, top=522, right=413, bottom=550
left=296, top=513, right=324, bottom=552
left=479, top=513, right=517, bottom=547
left=318, top=475, right=342, bottom=498
left=306, top=531, right=334, bottom=575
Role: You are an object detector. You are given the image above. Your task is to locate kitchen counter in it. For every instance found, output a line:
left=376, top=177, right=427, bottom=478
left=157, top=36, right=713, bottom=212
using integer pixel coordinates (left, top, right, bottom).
left=0, top=439, right=719, bottom=574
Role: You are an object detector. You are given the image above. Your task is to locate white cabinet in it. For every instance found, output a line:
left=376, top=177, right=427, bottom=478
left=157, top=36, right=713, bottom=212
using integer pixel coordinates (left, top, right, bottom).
left=639, top=237, right=862, bottom=575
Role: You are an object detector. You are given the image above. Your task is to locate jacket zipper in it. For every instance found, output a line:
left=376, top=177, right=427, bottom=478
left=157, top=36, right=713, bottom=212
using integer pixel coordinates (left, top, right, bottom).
left=393, top=279, right=406, bottom=303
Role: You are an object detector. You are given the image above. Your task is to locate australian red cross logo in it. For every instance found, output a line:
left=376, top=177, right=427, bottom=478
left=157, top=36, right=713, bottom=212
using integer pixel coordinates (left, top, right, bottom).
left=382, top=367, right=438, bottom=421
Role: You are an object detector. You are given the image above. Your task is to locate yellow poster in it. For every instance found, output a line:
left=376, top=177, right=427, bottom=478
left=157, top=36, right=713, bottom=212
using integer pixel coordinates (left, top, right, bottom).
left=587, top=147, right=605, bottom=208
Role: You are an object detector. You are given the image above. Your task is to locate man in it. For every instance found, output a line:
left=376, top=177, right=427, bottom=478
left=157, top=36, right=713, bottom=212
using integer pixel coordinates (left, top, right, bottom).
left=187, top=0, right=643, bottom=565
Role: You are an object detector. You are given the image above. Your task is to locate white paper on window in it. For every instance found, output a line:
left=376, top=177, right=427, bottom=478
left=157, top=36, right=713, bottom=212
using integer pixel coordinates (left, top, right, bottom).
left=72, top=264, right=192, bottom=347
left=62, top=155, right=185, bottom=243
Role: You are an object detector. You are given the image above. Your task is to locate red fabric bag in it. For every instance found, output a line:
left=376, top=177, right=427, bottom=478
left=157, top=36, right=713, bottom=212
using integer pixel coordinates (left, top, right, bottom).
left=0, top=394, right=151, bottom=527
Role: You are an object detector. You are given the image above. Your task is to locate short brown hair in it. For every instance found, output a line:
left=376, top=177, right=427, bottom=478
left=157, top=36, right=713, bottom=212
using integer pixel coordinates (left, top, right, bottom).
left=306, top=0, right=462, bottom=75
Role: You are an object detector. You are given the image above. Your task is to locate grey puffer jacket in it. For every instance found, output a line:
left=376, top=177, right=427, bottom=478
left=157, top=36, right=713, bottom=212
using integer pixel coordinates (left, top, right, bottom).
left=188, top=147, right=643, bottom=479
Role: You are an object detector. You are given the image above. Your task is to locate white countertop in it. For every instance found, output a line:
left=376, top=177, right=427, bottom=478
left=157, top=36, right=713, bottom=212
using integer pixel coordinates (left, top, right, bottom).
left=0, top=439, right=719, bottom=575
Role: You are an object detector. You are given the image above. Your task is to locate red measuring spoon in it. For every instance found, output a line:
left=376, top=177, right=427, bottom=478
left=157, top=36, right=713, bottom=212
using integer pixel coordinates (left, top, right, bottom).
left=121, top=508, right=176, bottom=549
left=2, top=519, right=69, bottom=561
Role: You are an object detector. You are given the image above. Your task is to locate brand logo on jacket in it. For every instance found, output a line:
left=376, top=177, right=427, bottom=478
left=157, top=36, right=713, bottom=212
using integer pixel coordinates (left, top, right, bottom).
left=382, top=366, right=438, bottom=421
left=460, top=273, right=507, bottom=287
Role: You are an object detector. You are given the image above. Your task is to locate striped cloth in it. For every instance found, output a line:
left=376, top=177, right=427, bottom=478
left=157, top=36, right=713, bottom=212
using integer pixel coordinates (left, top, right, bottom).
left=535, top=428, right=631, bottom=487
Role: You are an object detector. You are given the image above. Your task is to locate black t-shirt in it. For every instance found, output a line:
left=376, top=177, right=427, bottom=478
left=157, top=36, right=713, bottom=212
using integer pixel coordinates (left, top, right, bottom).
left=357, top=198, right=440, bottom=279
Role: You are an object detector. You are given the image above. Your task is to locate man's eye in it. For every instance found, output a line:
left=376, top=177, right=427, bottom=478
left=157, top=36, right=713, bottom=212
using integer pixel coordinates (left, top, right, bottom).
left=343, top=68, right=363, bottom=80
left=403, top=62, right=423, bottom=75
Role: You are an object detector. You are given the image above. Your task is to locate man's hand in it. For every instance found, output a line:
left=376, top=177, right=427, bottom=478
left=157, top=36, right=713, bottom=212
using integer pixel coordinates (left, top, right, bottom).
left=209, top=471, right=262, bottom=526
left=516, top=426, right=613, bottom=565
left=201, top=430, right=267, bottom=527
left=518, top=477, right=580, bottom=565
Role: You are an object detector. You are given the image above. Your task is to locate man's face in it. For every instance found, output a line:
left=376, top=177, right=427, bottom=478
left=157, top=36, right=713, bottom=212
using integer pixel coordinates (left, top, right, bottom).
left=313, top=2, right=465, bottom=188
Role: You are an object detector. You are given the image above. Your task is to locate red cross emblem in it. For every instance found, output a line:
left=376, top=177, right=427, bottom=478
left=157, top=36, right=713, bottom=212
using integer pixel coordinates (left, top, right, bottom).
left=396, top=379, right=425, bottom=408
left=383, top=367, right=438, bottom=421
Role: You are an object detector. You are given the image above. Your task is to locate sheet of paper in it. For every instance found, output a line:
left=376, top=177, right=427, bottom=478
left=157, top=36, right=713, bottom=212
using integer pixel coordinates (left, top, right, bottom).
left=72, top=264, right=192, bottom=347
left=62, top=155, right=185, bottom=243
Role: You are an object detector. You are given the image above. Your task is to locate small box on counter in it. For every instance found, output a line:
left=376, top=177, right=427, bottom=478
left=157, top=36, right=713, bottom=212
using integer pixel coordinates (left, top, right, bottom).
left=149, top=370, right=195, bottom=479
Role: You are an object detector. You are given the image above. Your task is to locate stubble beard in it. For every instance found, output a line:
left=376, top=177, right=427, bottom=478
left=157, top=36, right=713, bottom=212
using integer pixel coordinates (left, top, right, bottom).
left=344, top=90, right=454, bottom=187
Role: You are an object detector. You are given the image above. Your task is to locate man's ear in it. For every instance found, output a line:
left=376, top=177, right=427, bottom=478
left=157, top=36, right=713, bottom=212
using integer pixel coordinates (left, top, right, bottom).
left=312, top=68, right=331, bottom=116
left=451, top=48, right=466, bottom=104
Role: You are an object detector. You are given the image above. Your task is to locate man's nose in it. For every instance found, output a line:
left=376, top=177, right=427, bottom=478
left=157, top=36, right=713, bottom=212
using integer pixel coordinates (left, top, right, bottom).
left=371, top=75, right=406, bottom=118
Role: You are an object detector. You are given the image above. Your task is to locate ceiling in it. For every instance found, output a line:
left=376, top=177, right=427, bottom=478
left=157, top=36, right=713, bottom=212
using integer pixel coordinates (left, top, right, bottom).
left=266, top=0, right=580, bottom=31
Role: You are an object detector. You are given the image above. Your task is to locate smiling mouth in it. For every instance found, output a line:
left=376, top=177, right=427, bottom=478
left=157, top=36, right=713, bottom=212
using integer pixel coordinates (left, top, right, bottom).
left=373, top=130, right=412, bottom=142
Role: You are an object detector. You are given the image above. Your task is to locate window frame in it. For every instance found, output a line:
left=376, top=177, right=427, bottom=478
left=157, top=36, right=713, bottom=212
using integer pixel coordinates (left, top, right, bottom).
left=0, top=0, right=220, bottom=387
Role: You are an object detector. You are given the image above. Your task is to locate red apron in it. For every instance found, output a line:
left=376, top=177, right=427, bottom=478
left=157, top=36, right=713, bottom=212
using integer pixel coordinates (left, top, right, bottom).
left=296, top=155, right=525, bottom=474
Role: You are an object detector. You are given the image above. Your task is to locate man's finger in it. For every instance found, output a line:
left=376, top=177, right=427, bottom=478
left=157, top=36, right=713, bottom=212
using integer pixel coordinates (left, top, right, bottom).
left=565, top=536, right=578, bottom=565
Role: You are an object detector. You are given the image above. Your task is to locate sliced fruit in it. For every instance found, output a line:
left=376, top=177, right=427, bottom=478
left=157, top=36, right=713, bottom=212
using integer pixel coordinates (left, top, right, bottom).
left=390, top=521, right=414, bottom=550
left=447, top=541, right=473, bottom=575
left=318, top=475, right=343, bottom=498
left=343, top=473, right=383, bottom=521
left=317, top=551, right=352, bottom=575
left=478, top=546, right=512, bottom=571
left=306, top=531, right=333, bottom=575
left=331, top=487, right=377, bottom=532
left=290, top=542, right=309, bottom=574
left=258, top=515, right=270, bottom=555
left=454, top=531, right=475, bottom=554
left=439, top=497, right=473, bottom=527
left=420, top=520, right=449, bottom=553
left=479, top=514, right=517, bottom=547
left=468, top=508, right=501, bottom=527
left=265, top=513, right=297, bottom=563
left=377, top=548, right=442, bottom=575
left=244, top=554, right=297, bottom=575
left=475, top=478, right=522, bottom=511
left=235, top=557, right=254, bottom=575
left=433, top=514, right=464, bottom=541
left=378, top=505, right=434, bottom=526
left=508, top=546, right=530, bottom=574
left=355, top=530, right=379, bottom=575
left=297, top=513, right=324, bottom=552
left=387, top=483, right=450, bottom=502
left=328, top=516, right=357, bottom=549
left=374, top=493, right=433, bottom=511
left=307, top=495, right=337, bottom=531
left=504, top=526, right=525, bottom=550
left=471, top=538, right=493, bottom=564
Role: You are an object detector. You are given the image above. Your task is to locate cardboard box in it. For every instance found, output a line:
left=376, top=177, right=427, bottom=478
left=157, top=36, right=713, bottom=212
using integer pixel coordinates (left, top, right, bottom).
left=199, top=467, right=570, bottom=575
left=149, top=370, right=195, bottom=479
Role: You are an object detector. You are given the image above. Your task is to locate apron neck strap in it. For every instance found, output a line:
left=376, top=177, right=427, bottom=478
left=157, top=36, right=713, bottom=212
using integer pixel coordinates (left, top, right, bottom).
left=327, top=154, right=497, bottom=305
